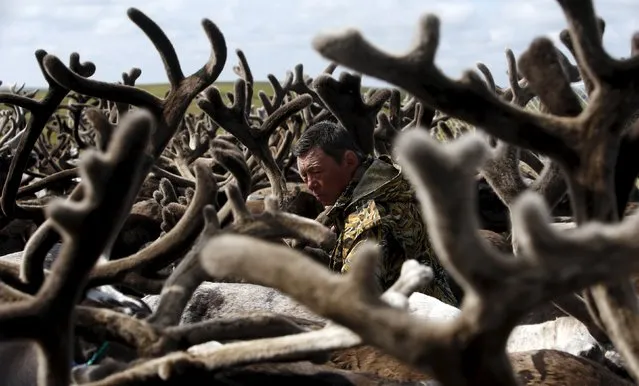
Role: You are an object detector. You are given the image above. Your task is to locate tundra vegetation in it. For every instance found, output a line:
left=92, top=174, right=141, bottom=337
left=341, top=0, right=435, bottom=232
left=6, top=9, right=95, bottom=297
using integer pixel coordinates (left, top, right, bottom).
left=0, top=1, right=638, bottom=385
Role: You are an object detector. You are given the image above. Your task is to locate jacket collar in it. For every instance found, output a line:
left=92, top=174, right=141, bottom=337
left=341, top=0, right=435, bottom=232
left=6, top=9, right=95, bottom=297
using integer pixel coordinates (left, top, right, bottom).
left=350, top=155, right=401, bottom=206
left=320, top=155, right=401, bottom=224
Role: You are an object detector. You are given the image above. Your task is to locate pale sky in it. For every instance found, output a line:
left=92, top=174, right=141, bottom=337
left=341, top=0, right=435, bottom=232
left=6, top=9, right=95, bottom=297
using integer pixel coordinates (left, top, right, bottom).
left=0, top=0, right=636, bottom=90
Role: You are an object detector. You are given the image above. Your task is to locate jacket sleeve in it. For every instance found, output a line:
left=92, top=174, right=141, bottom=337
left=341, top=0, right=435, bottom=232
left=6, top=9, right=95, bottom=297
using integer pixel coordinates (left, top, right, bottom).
left=338, top=198, right=459, bottom=306
left=341, top=224, right=402, bottom=293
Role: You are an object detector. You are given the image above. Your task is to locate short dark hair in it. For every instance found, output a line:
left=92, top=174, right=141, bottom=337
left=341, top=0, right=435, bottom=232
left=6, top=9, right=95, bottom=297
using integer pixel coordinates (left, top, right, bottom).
left=293, top=121, right=364, bottom=164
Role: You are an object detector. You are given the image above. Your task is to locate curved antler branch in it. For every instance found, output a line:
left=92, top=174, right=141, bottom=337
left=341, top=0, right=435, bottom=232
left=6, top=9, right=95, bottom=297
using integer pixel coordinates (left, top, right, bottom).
left=43, top=55, right=163, bottom=113
left=312, top=15, right=577, bottom=164
left=127, top=8, right=185, bottom=88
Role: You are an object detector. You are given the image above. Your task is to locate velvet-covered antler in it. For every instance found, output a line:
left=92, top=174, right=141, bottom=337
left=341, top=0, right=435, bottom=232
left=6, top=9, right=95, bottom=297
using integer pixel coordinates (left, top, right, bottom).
left=198, top=79, right=312, bottom=205
left=19, top=7, right=228, bottom=290
left=0, top=51, right=95, bottom=221
left=74, top=252, right=430, bottom=384
left=312, top=72, right=391, bottom=155
left=0, top=109, right=154, bottom=385
left=196, top=132, right=639, bottom=385
left=312, top=2, right=639, bottom=379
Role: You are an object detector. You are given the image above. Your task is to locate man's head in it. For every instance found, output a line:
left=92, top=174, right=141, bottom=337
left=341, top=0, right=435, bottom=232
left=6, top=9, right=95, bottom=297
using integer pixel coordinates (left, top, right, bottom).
left=294, top=121, right=364, bottom=206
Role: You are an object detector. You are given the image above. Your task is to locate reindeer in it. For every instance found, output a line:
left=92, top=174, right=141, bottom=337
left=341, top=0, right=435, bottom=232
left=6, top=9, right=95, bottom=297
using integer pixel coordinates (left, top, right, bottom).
left=0, top=1, right=637, bottom=385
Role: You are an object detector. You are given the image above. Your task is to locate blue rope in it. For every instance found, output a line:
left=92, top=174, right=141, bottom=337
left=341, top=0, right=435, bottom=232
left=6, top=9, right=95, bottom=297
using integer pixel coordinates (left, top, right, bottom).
left=83, top=342, right=110, bottom=366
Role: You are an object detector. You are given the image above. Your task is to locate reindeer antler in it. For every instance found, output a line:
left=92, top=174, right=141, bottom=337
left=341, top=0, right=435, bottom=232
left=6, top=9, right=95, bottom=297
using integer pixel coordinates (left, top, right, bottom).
left=19, top=8, right=228, bottom=290
left=0, top=51, right=95, bottom=221
left=0, top=109, right=154, bottom=385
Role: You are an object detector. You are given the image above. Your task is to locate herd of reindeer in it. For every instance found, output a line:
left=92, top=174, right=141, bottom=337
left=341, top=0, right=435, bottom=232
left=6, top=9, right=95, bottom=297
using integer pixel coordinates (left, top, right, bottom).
left=0, top=1, right=638, bottom=385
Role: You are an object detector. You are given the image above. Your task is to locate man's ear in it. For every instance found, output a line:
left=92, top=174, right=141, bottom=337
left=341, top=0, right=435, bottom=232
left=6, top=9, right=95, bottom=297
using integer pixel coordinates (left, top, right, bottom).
left=342, top=150, right=359, bottom=168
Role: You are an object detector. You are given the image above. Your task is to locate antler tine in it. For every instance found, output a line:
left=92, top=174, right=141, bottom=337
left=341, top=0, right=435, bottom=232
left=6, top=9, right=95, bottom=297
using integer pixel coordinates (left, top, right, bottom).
left=150, top=165, right=196, bottom=188
left=225, top=183, right=252, bottom=224
left=559, top=17, right=605, bottom=96
left=0, top=90, right=41, bottom=114
left=312, top=71, right=391, bottom=155
left=479, top=37, right=578, bottom=212
left=373, top=112, right=397, bottom=156
left=211, top=138, right=252, bottom=198
left=289, top=63, right=324, bottom=106
left=17, top=168, right=80, bottom=200
left=519, top=38, right=584, bottom=118
left=387, top=88, right=402, bottom=128
left=472, top=61, right=505, bottom=148
left=478, top=141, right=529, bottom=207
left=631, top=32, right=639, bottom=57
left=475, top=62, right=497, bottom=94
left=503, top=48, right=536, bottom=107
left=122, top=67, right=143, bottom=86
left=562, top=13, right=609, bottom=83
left=232, top=48, right=254, bottom=117
left=115, top=67, right=143, bottom=119
left=274, top=129, right=294, bottom=167
left=0, top=115, right=14, bottom=148
left=246, top=195, right=336, bottom=250
left=212, top=144, right=255, bottom=225
left=554, top=46, right=582, bottom=83
left=128, top=9, right=185, bottom=88
left=258, top=72, right=293, bottom=115
left=323, top=62, right=338, bottom=74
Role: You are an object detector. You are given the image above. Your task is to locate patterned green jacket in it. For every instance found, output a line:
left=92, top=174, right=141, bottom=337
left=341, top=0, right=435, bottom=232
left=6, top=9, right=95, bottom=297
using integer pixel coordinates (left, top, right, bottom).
left=320, top=155, right=459, bottom=307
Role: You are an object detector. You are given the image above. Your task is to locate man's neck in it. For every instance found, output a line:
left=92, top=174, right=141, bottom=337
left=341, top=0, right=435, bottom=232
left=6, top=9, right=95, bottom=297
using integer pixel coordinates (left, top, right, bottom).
left=331, top=156, right=374, bottom=209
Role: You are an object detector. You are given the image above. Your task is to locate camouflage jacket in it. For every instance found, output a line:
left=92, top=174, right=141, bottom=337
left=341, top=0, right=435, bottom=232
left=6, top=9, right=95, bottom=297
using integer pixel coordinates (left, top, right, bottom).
left=320, top=155, right=459, bottom=307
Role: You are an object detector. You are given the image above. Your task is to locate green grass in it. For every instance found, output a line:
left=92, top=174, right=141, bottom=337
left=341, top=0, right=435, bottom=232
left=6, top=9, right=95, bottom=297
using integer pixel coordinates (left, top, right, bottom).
left=3, top=80, right=384, bottom=115
left=137, top=81, right=277, bottom=113
left=15, top=81, right=272, bottom=115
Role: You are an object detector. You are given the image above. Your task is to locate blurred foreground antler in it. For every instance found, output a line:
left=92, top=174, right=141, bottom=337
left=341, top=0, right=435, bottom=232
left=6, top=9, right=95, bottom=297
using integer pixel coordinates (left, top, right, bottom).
left=0, top=109, right=154, bottom=385
left=197, top=132, right=639, bottom=385
left=312, top=0, right=639, bottom=381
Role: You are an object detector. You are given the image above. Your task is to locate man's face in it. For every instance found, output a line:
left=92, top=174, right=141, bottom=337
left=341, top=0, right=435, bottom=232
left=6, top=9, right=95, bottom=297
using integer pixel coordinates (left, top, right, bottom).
left=297, top=147, right=358, bottom=206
